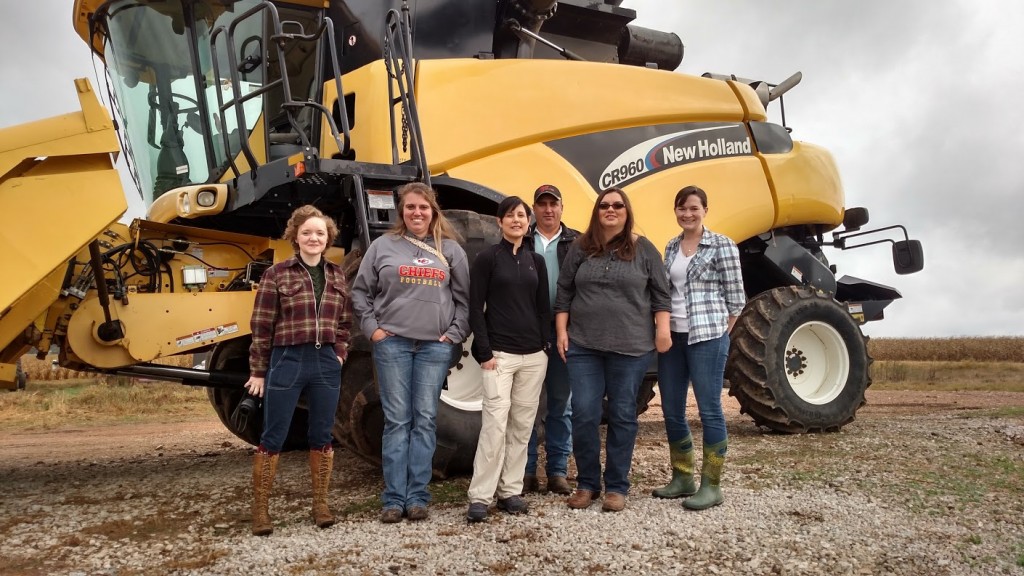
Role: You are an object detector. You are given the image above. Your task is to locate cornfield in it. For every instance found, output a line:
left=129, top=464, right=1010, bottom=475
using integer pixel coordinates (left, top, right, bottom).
left=869, top=337, right=1024, bottom=363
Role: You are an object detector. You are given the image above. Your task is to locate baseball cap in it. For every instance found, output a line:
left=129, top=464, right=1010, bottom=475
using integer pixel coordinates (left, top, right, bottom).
left=534, top=184, right=562, bottom=202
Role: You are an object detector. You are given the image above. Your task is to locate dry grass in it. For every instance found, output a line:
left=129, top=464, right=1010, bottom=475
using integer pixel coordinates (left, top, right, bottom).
left=870, top=337, right=1024, bottom=362
left=0, top=374, right=212, bottom=432
left=3, top=353, right=209, bottom=431
left=870, top=360, right=1024, bottom=392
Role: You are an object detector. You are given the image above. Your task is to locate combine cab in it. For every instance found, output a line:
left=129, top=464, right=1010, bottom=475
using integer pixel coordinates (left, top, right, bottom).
left=0, top=0, right=922, bottom=474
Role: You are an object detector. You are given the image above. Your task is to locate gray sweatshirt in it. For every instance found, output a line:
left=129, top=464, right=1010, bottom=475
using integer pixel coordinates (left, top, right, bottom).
left=351, top=233, right=471, bottom=343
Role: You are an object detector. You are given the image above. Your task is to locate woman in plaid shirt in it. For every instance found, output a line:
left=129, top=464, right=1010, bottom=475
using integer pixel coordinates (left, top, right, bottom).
left=244, top=205, right=352, bottom=536
left=653, top=185, right=745, bottom=510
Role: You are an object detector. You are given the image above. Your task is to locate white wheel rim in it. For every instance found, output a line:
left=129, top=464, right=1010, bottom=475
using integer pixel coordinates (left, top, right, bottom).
left=784, top=321, right=849, bottom=405
left=439, top=335, right=484, bottom=411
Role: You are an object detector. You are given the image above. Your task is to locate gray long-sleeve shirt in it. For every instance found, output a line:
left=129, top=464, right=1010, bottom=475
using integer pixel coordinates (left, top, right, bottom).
left=554, top=236, right=671, bottom=356
left=350, top=233, right=470, bottom=343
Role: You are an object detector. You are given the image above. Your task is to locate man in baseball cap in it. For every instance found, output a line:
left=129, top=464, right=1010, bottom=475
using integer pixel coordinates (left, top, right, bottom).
left=522, top=184, right=578, bottom=495
left=533, top=184, right=562, bottom=203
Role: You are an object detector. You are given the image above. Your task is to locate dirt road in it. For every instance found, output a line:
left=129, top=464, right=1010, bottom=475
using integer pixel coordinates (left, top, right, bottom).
left=1, top=390, right=1022, bottom=575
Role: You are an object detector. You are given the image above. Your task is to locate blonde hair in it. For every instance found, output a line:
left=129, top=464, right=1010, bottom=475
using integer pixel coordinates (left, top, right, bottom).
left=390, top=182, right=462, bottom=243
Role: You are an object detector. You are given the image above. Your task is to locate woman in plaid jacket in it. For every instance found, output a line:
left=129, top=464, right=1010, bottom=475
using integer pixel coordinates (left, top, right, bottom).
left=244, top=205, right=352, bottom=536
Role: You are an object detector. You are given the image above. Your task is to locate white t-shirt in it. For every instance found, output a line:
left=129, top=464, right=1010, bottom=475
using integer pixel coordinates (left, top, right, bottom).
left=669, top=251, right=693, bottom=333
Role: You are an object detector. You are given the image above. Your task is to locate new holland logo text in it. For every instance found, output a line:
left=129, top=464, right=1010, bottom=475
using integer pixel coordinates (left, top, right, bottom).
left=599, top=125, right=751, bottom=189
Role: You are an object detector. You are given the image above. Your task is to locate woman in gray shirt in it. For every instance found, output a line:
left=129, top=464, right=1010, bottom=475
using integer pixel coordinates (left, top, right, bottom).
left=554, top=187, right=672, bottom=512
left=350, top=183, right=470, bottom=524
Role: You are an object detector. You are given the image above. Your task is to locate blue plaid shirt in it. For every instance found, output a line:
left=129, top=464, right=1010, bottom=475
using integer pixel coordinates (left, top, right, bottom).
left=664, top=228, right=746, bottom=344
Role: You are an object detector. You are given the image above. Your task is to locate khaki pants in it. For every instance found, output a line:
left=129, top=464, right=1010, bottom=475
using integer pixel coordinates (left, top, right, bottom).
left=467, top=350, right=548, bottom=503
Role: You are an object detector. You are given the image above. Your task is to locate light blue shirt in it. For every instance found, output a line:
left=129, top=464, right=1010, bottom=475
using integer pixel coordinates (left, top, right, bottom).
left=533, top=230, right=561, bottom=311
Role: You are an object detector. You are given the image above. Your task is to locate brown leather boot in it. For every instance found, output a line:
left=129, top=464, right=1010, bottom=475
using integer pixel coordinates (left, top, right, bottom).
left=310, top=446, right=336, bottom=528
left=567, top=489, right=597, bottom=510
left=252, top=451, right=280, bottom=536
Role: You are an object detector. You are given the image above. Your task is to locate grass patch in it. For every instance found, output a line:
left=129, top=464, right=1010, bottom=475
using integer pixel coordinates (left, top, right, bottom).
left=870, top=361, right=1024, bottom=392
left=430, top=477, right=471, bottom=506
left=971, top=406, right=1024, bottom=418
left=0, top=379, right=214, bottom=431
left=340, top=495, right=383, bottom=517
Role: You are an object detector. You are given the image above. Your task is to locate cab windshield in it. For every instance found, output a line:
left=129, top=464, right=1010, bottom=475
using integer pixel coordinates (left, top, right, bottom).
left=100, top=0, right=265, bottom=205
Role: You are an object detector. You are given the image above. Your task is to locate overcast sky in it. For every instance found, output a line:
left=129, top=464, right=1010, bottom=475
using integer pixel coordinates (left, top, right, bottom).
left=2, top=1, right=1022, bottom=338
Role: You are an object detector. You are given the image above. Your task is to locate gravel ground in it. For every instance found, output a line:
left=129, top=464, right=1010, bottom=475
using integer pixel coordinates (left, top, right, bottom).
left=1, top=390, right=1022, bottom=576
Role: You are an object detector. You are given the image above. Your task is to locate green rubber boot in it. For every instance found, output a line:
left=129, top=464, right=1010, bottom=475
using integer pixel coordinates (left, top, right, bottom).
left=683, top=439, right=727, bottom=511
left=651, top=434, right=697, bottom=499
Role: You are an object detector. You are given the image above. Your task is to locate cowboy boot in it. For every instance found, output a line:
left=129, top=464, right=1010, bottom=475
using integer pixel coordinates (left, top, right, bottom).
left=651, top=434, right=697, bottom=499
left=310, top=446, right=336, bottom=528
left=252, top=450, right=280, bottom=536
left=683, top=439, right=727, bottom=510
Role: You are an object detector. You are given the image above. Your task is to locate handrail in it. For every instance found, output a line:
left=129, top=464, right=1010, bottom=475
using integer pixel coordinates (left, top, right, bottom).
left=383, top=6, right=430, bottom=185
left=209, top=2, right=354, bottom=179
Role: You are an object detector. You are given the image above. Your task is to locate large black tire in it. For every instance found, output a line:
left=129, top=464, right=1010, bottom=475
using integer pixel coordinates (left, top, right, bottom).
left=726, top=286, right=871, bottom=433
left=205, top=339, right=309, bottom=450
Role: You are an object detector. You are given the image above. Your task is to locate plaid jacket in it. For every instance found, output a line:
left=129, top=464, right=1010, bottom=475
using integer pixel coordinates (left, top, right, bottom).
left=249, top=256, right=353, bottom=377
left=664, top=227, right=746, bottom=344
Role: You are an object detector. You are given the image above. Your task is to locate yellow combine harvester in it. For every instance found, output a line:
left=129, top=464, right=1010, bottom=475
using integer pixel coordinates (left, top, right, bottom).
left=0, top=0, right=922, bottom=475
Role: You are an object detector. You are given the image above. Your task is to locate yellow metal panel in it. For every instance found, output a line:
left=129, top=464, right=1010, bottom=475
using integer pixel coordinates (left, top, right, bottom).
left=67, top=291, right=256, bottom=368
left=727, top=81, right=769, bottom=122
left=623, top=157, right=778, bottom=249
left=0, top=267, right=63, bottom=357
left=0, top=362, right=15, bottom=389
left=146, top=183, right=229, bottom=223
left=323, top=62, right=405, bottom=164
left=415, top=59, right=745, bottom=172
left=762, top=142, right=845, bottom=229
left=445, top=141, right=776, bottom=250
left=0, top=161, right=125, bottom=312
left=445, top=143, right=600, bottom=232
left=0, top=82, right=124, bottom=317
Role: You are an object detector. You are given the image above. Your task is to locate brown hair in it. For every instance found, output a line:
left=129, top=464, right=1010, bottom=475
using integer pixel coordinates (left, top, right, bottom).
left=389, top=182, right=463, bottom=243
left=577, top=187, right=636, bottom=261
left=674, top=185, right=708, bottom=208
left=283, top=205, right=340, bottom=253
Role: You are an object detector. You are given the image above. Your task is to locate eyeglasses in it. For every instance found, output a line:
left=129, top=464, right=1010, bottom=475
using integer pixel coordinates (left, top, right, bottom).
left=598, top=202, right=626, bottom=211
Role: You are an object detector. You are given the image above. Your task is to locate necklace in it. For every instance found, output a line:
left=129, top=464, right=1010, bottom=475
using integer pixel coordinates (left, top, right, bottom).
left=681, top=241, right=698, bottom=257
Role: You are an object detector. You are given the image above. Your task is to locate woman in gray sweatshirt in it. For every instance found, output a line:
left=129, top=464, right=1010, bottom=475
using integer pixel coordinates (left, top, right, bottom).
left=351, top=182, right=470, bottom=524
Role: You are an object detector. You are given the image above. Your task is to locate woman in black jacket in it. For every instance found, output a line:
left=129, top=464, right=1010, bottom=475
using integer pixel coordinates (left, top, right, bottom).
left=465, top=196, right=551, bottom=522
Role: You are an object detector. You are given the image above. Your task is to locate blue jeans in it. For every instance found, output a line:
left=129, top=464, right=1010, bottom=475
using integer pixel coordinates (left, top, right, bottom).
left=567, top=342, right=653, bottom=496
left=373, top=336, right=453, bottom=511
left=657, top=332, right=730, bottom=446
left=260, top=343, right=342, bottom=452
left=526, top=337, right=572, bottom=477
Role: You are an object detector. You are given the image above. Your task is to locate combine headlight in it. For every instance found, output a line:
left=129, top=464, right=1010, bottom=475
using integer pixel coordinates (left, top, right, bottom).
left=196, top=189, right=217, bottom=207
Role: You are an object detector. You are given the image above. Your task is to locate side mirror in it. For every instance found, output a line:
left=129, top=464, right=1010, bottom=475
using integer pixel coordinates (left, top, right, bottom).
left=893, top=240, right=924, bottom=275
left=843, top=207, right=870, bottom=231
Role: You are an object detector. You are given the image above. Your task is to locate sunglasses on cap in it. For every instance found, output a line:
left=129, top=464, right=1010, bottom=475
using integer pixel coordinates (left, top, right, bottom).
left=598, top=201, right=626, bottom=211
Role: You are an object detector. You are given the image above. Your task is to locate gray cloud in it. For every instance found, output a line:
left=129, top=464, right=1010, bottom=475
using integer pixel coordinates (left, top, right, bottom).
left=627, top=0, right=1024, bottom=336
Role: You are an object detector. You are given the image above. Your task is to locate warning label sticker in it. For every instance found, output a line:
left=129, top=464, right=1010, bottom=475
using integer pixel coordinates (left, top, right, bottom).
left=176, top=322, right=240, bottom=348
